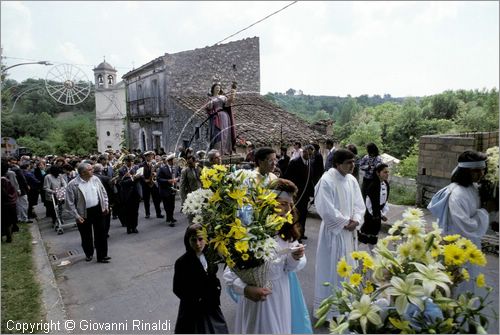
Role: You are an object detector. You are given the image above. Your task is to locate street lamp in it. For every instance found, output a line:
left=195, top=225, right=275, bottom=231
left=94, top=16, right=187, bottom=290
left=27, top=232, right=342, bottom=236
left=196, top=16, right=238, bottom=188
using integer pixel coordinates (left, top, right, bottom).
left=2, top=61, right=52, bottom=72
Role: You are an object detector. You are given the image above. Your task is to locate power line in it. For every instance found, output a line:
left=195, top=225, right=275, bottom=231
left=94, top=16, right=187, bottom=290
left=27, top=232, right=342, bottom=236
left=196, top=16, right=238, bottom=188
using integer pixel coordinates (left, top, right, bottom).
left=1, top=56, right=130, bottom=70
left=213, top=1, right=298, bottom=46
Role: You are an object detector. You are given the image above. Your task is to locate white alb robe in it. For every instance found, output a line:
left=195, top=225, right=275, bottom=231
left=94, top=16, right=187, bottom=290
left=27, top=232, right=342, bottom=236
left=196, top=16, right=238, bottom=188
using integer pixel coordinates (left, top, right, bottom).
left=313, top=168, right=365, bottom=319
left=447, top=183, right=489, bottom=295
left=223, top=238, right=306, bottom=334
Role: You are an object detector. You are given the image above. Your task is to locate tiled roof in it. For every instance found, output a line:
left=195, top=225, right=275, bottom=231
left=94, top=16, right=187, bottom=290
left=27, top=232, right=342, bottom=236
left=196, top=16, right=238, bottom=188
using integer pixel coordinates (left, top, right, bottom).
left=171, top=95, right=328, bottom=146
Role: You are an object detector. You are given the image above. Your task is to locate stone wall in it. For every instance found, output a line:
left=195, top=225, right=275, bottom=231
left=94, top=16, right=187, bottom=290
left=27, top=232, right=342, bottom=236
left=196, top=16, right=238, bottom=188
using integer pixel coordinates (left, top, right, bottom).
left=416, top=131, right=499, bottom=207
left=164, top=37, right=260, bottom=96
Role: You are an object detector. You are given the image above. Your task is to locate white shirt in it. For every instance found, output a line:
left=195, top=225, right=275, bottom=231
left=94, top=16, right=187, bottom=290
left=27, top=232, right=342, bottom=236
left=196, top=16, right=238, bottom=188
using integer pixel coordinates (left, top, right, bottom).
left=365, top=182, right=389, bottom=216
left=78, top=179, right=99, bottom=208
left=291, top=148, right=303, bottom=160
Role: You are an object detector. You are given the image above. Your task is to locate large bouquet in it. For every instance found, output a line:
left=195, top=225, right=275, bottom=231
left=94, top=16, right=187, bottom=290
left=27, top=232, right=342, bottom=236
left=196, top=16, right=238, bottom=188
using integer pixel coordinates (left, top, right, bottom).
left=315, top=208, right=494, bottom=334
left=182, top=165, right=293, bottom=286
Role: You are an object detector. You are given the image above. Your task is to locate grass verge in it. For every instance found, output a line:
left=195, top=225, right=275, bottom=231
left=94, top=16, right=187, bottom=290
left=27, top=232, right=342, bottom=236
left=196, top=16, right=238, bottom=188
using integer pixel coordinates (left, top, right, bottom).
left=1, top=224, right=44, bottom=333
left=390, top=183, right=417, bottom=206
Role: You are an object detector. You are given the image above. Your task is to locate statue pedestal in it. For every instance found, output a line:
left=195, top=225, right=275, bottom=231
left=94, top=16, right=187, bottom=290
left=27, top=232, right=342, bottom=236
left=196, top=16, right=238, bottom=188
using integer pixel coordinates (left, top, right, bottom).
left=220, top=153, right=245, bottom=165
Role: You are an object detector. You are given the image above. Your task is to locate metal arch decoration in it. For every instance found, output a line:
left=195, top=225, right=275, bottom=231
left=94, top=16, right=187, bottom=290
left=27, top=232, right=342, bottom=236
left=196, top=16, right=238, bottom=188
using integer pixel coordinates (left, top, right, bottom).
left=45, top=64, right=91, bottom=105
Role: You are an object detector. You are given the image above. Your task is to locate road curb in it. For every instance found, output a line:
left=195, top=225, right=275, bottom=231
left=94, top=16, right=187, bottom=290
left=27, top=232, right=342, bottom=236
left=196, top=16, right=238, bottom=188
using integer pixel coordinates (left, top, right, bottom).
left=30, top=220, right=69, bottom=334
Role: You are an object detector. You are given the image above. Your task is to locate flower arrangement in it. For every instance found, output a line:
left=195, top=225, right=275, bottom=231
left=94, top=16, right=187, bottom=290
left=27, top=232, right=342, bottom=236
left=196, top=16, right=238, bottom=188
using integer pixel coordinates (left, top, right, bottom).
left=315, top=208, right=494, bottom=334
left=182, top=165, right=293, bottom=272
left=484, top=146, right=499, bottom=187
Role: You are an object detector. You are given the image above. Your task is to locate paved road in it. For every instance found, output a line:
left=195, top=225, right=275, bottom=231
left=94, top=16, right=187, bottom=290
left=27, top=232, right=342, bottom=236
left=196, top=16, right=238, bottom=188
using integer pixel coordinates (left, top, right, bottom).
left=34, top=199, right=499, bottom=334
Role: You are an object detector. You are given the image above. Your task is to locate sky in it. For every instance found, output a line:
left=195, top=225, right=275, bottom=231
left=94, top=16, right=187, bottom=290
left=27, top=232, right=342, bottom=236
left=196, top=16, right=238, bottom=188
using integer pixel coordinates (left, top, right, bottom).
left=1, top=1, right=498, bottom=97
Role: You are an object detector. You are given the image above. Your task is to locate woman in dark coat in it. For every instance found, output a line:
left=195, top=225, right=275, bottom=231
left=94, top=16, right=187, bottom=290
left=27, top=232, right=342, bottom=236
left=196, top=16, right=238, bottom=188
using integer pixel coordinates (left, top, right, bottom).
left=358, top=163, right=390, bottom=249
left=173, top=224, right=228, bottom=334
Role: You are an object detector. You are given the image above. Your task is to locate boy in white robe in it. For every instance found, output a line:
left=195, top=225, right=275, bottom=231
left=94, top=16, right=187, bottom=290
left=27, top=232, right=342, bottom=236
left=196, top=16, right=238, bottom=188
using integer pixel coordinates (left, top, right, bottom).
left=313, top=149, right=366, bottom=321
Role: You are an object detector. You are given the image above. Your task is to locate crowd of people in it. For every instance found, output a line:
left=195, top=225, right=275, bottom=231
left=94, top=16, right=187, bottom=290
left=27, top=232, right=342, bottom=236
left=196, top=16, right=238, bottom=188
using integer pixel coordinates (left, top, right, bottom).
left=1, top=140, right=492, bottom=334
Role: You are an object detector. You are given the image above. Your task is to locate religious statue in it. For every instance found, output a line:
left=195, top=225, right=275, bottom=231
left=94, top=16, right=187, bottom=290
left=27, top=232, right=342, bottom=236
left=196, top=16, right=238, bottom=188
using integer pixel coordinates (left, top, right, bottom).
left=205, top=80, right=237, bottom=155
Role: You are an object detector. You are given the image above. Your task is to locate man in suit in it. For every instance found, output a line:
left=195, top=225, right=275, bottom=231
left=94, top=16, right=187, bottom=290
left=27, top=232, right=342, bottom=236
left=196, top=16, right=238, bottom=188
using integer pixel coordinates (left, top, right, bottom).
left=179, top=155, right=201, bottom=206
left=93, top=163, right=113, bottom=238
left=117, top=155, right=141, bottom=234
left=140, top=151, right=163, bottom=219
left=310, top=143, right=324, bottom=186
left=284, top=144, right=315, bottom=241
left=324, top=139, right=336, bottom=171
left=157, top=154, right=179, bottom=226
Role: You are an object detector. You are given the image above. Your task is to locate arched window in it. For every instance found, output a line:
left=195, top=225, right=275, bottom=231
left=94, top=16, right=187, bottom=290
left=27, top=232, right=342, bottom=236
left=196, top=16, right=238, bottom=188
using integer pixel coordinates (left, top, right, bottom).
left=107, top=75, right=114, bottom=85
left=98, top=75, right=103, bottom=86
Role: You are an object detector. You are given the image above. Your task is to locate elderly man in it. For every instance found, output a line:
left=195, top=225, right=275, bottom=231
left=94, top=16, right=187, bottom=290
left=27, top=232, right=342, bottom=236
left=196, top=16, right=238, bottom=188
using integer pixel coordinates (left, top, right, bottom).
left=205, top=149, right=222, bottom=168
left=65, top=162, right=111, bottom=263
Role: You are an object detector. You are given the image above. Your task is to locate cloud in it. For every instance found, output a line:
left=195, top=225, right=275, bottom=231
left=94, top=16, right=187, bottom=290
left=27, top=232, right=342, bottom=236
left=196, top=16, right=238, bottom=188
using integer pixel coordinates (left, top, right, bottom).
left=0, top=1, right=35, bottom=54
left=57, top=42, right=88, bottom=65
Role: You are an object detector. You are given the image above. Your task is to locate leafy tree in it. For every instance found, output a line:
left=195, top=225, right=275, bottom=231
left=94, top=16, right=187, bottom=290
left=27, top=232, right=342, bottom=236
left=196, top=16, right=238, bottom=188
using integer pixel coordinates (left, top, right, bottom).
left=423, top=91, right=460, bottom=119
left=286, top=88, right=296, bottom=96
left=16, top=136, right=54, bottom=156
left=311, top=109, right=331, bottom=122
left=393, top=144, right=419, bottom=178
left=345, top=120, right=383, bottom=156
left=455, top=106, right=497, bottom=132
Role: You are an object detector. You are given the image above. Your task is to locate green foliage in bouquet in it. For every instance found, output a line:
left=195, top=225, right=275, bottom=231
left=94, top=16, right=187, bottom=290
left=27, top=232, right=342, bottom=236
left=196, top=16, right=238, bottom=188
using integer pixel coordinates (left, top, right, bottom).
left=315, top=208, right=495, bottom=334
left=182, top=165, right=293, bottom=270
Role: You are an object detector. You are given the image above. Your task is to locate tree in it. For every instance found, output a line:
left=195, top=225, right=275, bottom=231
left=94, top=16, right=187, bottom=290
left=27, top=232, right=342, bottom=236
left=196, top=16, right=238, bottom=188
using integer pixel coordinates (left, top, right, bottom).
left=285, top=88, right=296, bottom=96
left=311, top=109, right=331, bottom=122
left=346, top=120, right=383, bottom=156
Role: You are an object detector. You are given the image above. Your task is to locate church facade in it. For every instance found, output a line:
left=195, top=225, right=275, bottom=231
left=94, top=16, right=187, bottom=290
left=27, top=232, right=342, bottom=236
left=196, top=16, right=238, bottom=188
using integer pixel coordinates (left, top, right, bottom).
left=93, top=60, right=126, bottom=152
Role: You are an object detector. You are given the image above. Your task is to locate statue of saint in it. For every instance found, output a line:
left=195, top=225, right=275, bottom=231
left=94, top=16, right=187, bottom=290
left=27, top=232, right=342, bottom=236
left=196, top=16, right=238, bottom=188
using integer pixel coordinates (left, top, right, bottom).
left=205, top=81, right=237, bottom=155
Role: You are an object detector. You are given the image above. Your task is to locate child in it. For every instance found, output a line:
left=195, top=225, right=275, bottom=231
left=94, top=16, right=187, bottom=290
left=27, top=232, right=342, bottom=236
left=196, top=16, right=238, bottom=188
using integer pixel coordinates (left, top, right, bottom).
left=173, top=224, right=228, bottom=334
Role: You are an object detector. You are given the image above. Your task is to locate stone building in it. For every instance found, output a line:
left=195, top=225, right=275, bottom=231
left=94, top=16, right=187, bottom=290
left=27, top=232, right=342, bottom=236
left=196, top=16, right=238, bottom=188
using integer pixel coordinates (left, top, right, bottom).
left=121, top=37, right=327, bottom=153
left=93, top=60, right=126, bottom=152
left=416, top=131, right=499, bottom=207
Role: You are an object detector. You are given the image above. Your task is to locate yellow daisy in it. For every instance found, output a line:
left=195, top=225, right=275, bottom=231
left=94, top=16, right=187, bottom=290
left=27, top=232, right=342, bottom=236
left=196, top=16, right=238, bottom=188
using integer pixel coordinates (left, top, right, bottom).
left=241, top=253, right=249, bottom=261
left=337, top=258, right=352, bottom=278
left=363, top=281, right=374, bottom=294
left=349, top=273, right=362, bottom=286
left=443, top=234, right=461, bottom=243
left=467, top=248, right=487, bottom=266
left=476, top=273, right=486, bottom=288
left=443, top=244, right=466, bottom=266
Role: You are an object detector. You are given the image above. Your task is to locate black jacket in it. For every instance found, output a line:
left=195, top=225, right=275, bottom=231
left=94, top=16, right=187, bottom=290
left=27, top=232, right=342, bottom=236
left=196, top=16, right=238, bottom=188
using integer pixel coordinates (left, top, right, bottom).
left=284, top=157, right=314, bottom=202
left=173, top=251, right=227, bottom=334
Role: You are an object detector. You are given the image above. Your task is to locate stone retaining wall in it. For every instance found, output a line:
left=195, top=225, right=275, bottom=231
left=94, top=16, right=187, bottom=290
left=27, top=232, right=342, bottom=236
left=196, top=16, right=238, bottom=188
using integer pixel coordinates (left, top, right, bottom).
left=416, top=131, right=499, bottom=207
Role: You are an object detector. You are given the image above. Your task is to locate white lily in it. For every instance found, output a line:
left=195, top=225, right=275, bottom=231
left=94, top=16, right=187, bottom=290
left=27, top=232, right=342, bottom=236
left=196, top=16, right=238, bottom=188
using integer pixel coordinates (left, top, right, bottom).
left=348, top=294, right=382, bottom=334
left=385, top=276, right=425, bottom=314
left=407, top=262, right=452, bottom=297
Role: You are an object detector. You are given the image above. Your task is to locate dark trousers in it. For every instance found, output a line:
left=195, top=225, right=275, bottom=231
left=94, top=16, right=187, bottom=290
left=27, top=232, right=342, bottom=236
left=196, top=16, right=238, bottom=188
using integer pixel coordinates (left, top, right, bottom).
left=142, top=183, right=162, bottom=216
left=161, top=194, right=176, bottom=221
left=296, top=198, right=309, bottom=238
left=104, top=212, right=111, bottom=237
left=77, top=204, right=108, bottom=260
left=123, top=199, right=140, bottom=230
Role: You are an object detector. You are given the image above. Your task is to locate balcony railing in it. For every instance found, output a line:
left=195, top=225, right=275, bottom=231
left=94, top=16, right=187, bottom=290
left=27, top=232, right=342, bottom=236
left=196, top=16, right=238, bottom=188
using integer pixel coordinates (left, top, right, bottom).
left=128, top=97, right=161, bottom=117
